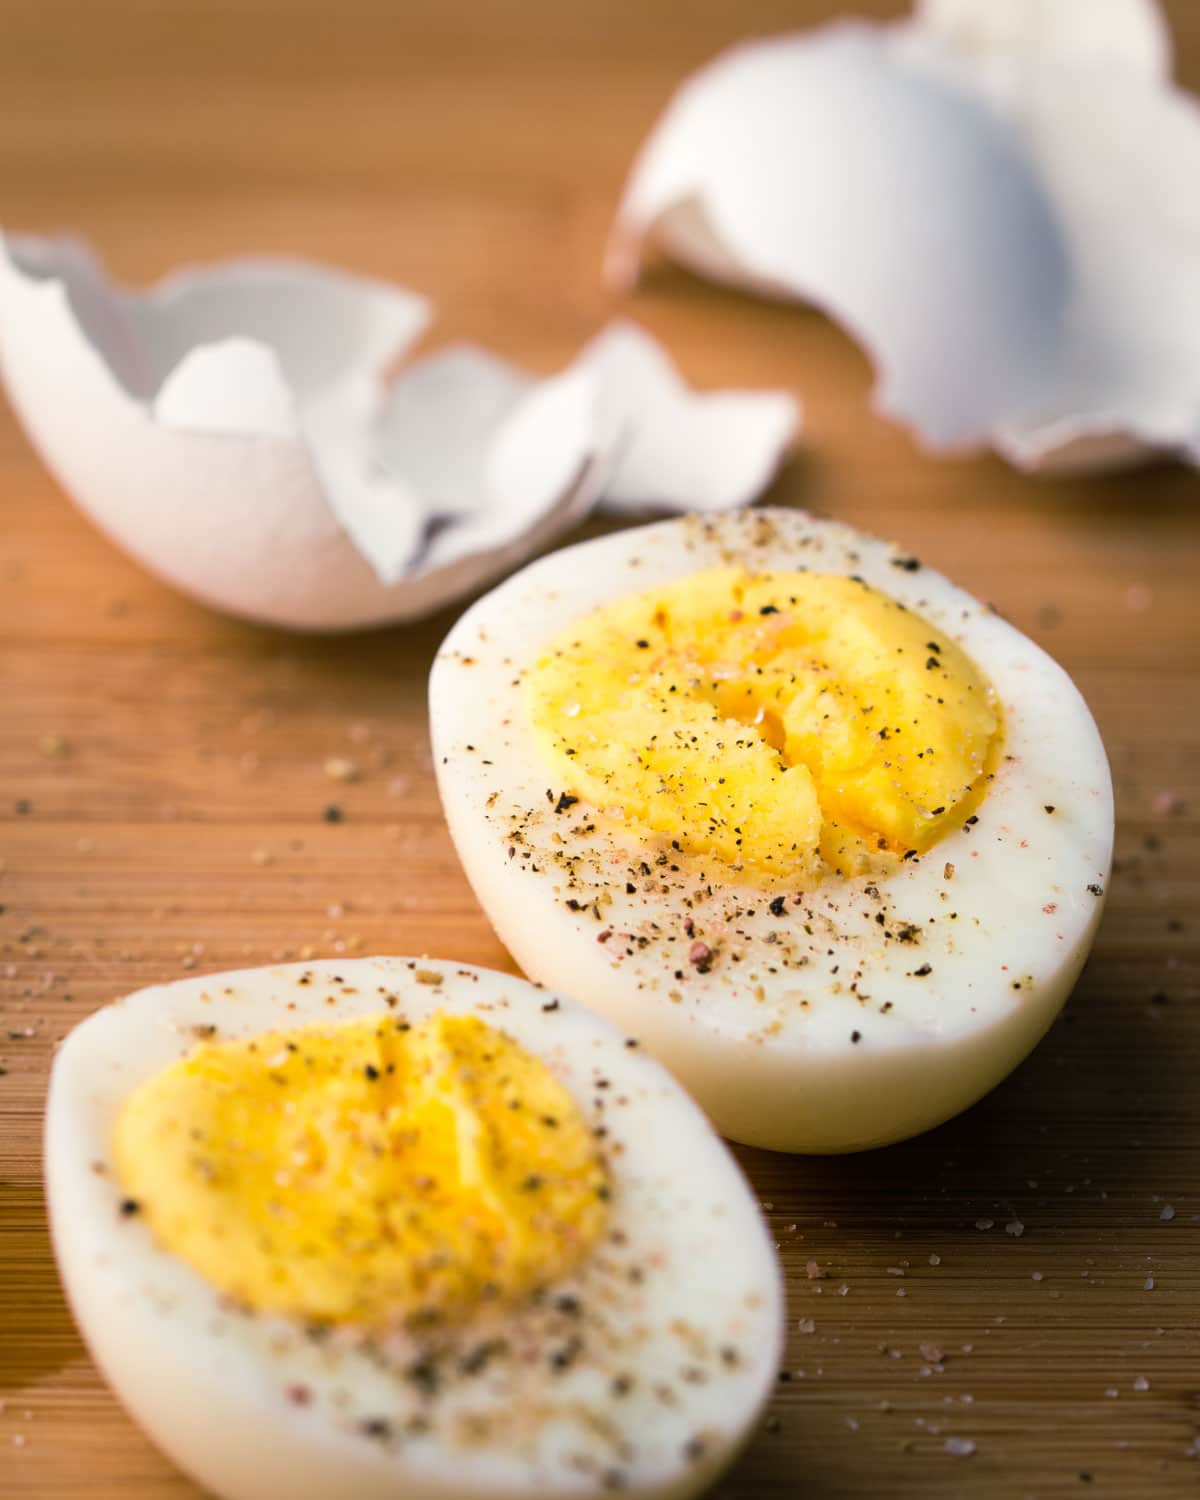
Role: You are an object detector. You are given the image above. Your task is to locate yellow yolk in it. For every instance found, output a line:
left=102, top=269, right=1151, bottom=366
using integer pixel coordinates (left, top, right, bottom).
left=112, top=1012, right=609, bottom=1329
left=527, top=568, right=1002, bottom=880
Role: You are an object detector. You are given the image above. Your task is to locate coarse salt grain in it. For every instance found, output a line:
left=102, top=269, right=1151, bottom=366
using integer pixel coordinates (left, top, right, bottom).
left=944, top=1437, right=975, bottom=1458
left=323, top=756, right=360, bottom=783
left=1005, top=1219, right=1025, bottom=1237
left=1133, top=1375, right=1150, bottom=1392
left=798, top=1317, right=816, bottom=1334
left=1160, top=1205, right=1176, bottom=1221
left=975, top=1218, right=994, bottom=1230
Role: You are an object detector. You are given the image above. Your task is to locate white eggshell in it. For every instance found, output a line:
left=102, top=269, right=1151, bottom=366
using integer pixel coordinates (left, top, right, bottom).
left=608, top=24, right=1069, bottom=449
left=987, top=68, right=1200, bottom=473
left=431, top=510, right=1114, bottom=1154
left=573, top=322, right=800, bottom=515
left=46, top=957, right=783, bottom=1500
left=0, top=233, right=798, bottom=631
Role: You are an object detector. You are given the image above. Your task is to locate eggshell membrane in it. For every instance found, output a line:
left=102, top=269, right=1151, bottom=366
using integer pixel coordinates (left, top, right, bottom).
left=430, top=510, right=1114, bottom=1154
left=45, top=957, right=783, bottom=1500
left=608, top=24, right=1069, bottom=449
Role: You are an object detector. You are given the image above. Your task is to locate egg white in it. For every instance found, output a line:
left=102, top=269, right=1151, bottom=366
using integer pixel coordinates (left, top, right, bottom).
left=45, top=957, right=783, bottom=1500
left=430, top=509, right=1114, bottom=1153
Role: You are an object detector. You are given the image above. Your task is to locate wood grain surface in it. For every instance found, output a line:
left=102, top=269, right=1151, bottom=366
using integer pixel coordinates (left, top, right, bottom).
left=2, top=1, right=1199, bottom=1495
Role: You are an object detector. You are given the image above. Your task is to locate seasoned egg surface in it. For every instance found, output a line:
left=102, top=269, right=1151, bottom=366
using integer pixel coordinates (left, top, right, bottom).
left=430, top=510, right=1113, bottom=1153
left=46, top=958, right=782, bottom=1500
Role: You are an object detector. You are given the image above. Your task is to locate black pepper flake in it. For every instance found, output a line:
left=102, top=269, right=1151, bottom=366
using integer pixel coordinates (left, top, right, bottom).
left=913, top=963, right=933, bottom=977
left=554, top=792, right=579, bottom=814
left=364, top=1063, right=380, bottom=1081
left=321, top=803, right=344, bottom=823
left=758, top=604, right=780, bottom=616
left=768, top=895, right=787, bottom=917
left=119, top=1198, right=141, bottom=1217
left=684, top=1437, right=707, bottom=1463
left=612, top=1373, right=634, bottom=1397
left=555, top=1294, right=582, bottom=1317
left=926, top=657, right=940, bottom=670
left=1088, top=883, right=1104, bottom=896
left=965, top=815, right=979, bottom=826
left=892, top=556, right=921, bottom=572
left=635, top=639, right=651, bottom=649
left=1044, top=805, right=1056, bottom=814
left=460, top=1339, right=507, bottom=1376
left=550, top=1337, right=583, bottom=1372
left=361, top=1417, right=392, bottom=1440
left=541, top=998, right=560, bottom=1012
left=851, top=1030, right=862, bottom=1044
left=406, top=1357, right=439, bottom=1396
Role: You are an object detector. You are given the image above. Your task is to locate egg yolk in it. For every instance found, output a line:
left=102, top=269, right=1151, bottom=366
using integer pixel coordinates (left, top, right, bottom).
left=527, top=568, right=1002, bottom=881
left=112, top=1011, right=609, bottom=1329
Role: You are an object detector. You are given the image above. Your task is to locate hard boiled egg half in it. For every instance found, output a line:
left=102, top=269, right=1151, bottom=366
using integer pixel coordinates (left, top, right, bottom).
left=46, top=957, right=782, bottom=1500
left=431, top=509, right=1113, bottom=1153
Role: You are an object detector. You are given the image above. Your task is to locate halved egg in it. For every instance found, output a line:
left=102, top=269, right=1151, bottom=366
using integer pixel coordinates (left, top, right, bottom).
left=430, top=509, right=1113, bottom=1153
left=46, top=957, right=782, bottom=1500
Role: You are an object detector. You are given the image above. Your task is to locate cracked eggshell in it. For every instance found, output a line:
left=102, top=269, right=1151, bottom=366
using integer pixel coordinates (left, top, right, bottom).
left=901, top=0, right=1200, bottom=476
left=608, top=23, right=1070, bottom=450
left=0, top=233, right=442, bottom=630
left=0, top=234, right=798, bottom=631
left=992, top=65, right=1200, bottom=474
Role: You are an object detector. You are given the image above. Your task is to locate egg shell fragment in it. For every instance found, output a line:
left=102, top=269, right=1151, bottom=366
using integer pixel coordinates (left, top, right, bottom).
left=45, top=956, right=783, bottom=1500
left=987, top=66, right=1200, bottom=473
left=431, top=510, right=1114, bottom=1154
left=607, top=23, right=1069, bottom=449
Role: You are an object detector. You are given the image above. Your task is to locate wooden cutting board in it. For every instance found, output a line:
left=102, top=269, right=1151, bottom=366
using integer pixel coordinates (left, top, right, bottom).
left=2, top=2, right=1198, bottom=1495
